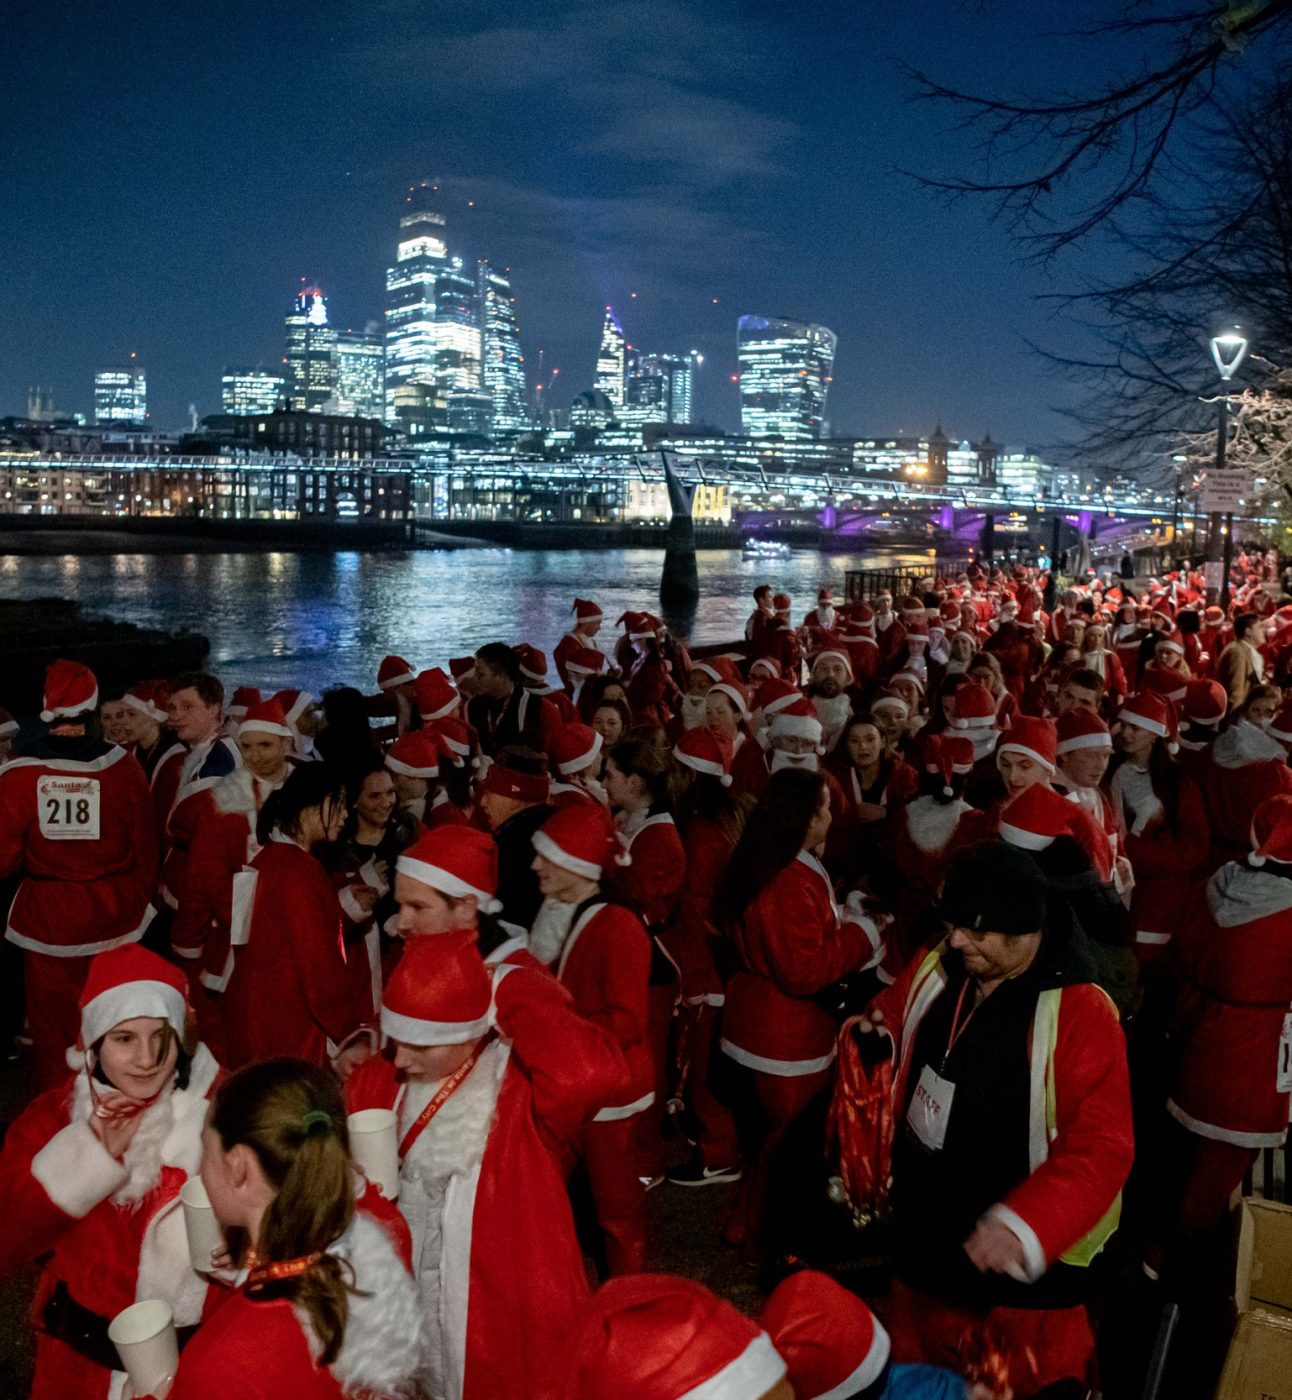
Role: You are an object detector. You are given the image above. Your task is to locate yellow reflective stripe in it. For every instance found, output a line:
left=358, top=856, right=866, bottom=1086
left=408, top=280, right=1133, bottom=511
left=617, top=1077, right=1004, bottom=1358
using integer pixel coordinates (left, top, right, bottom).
left=901, top=950, right=948, bottom=1069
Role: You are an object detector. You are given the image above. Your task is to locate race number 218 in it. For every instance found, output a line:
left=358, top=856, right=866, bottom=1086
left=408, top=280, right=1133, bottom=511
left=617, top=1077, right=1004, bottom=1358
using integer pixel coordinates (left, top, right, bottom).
left=37, top=776, right=102, bottom=840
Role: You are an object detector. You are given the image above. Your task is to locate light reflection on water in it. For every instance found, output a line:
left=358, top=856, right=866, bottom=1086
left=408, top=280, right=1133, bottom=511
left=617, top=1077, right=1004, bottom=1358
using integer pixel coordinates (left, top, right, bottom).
left=3, top=547, right=928, bottom=693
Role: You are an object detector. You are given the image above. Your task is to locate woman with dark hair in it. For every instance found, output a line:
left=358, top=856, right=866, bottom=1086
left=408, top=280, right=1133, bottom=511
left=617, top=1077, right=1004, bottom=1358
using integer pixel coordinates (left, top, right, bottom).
left=576, top=673, right=631, bottom=726
left=716, top=768, right=885, bottom=1260
left=0, top=945, right=218, bottom=1399
left=168, top=1058, right=423, bottom=1397
left=589, top=697, right=632, bottom=758
left=825, top=713, right=918, bottom=891
left=218, top=765, right=372, bottom=1073
left=313, top=687, right=380, bottom=770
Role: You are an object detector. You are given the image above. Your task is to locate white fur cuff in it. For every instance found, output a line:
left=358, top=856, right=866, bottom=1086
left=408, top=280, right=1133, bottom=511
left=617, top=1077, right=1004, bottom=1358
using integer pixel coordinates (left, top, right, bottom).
left=31, top=1120, right=129, bottom=1218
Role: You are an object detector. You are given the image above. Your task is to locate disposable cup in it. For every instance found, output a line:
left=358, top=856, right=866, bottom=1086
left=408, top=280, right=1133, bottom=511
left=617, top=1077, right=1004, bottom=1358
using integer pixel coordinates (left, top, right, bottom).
left=108, top=1299, right=178, bottom=1395
left=179, top=1175, right=224, bottom=1272
left=348, top=1107, right=400, bottom=1201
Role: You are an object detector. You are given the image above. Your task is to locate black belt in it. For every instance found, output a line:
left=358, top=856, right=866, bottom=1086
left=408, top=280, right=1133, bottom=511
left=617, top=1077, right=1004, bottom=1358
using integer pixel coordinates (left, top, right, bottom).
left=41, top=1280, right=197, bottom=1372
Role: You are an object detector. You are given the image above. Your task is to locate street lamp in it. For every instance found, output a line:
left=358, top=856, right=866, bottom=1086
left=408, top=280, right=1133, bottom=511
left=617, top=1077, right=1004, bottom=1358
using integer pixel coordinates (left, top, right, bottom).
left=1209, top=328, right=1249, bottom=609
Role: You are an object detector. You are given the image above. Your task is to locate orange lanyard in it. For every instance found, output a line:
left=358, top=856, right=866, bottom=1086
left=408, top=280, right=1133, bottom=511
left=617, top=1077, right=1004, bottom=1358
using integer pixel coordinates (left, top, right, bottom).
left=398, top=1034, right=495, bottom=1161
left=941, top=982, right=978, bottom=1073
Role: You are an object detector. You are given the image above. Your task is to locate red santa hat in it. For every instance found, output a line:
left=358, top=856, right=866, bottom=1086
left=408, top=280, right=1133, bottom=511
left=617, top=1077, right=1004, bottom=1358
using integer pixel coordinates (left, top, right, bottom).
left=939, top=599, right=961, bottom=624
left=564, top=1274, right=786, bottom=1400
left=532, top=803, right=627, bottom=879
left=414, top=668, right=459, bottom=722
left=1155, top=630, right=1185, bottom=657
left=448, top=656, right=476, bottom=681
left=515, top=644, right=554, bottom=693
left=1249, top=793, right=1292, bottom=867
left=756, top=677, right=802, bottom=719
left=552, top=722, right=603, bottom=776
left=923, top=733, right=975, bottom=796
left=0, top=707, right=17, bottom=739
left=997, top=716, right=1057, bottom=773
left=41, top=659, right=98, bottom=723
left=396, top=827, right=502, bottom=914
left=749, top=656, right=782, bottom=681
left=1203, top=605, right=1224, bottom=624
left=708, top=680, right=751, bottom=721
left=691, top=657, right=741, bottom=686
left=1055, top=708, right=1112, bottom=756
left=760, top=1270, right=890, bottom=1400
left=620, top=611, right=655, bottom=642
left=902, top=619, right=930, bottom=643
left=76, top=944, right=189, bottom=1057
left=430, top=716, right=474, bottom=768
left=899, top=595, right=924, bottom=620
left=1118, top=691, right=1178, bottom=752
left=480, top=752, right=550, bottom=805
left=123, top=678, right=171, bottom=723
left=769, top=696, right=824, bottom=747
left=380, top=930, right=492, bottom=1047
left=1141, top=667, right=1188, bottom=705
left=870, top=693, right=909, bottom=720
left=237, top=698, right=294, bottom=740
left=811, top=645, right=853, bottom=681
left=572, top=597, right=603, bottom=623
left=376, top=655, right=416, bottom=692
left=272, top=689, right=315, bottom=732
left=673, top=727, right=733, bottom=786
left=772, top=592, right=792, bottom=611
left=1182, top=679, right=1227, bottom=729
left=949, top=682, right=996, bottom=732
left=566, top=647, right=608, bottom=679
left=385, top=731, right=441, bottom=779
left=1266, top=698, right=1292, bottom=744
left=999, top=783, right=1086, bottom=852
left=890, top=668, right=925, bottom=695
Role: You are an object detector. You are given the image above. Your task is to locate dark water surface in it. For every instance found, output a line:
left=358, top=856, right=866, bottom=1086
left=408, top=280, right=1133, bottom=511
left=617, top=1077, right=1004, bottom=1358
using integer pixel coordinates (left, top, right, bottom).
left=1, top=546, right=929, bottom=693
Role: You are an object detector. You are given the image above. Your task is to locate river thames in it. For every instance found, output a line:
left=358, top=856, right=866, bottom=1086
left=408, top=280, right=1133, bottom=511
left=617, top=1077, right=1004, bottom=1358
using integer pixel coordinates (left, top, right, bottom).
left=1, top=545, right=933, bottom=694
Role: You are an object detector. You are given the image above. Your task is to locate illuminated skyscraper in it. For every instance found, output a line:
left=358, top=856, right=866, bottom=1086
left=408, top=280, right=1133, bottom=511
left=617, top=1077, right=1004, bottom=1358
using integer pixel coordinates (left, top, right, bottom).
left=477, top=260, right=529, bottom=432
left=621, top=352, right=696, bottom=427
left=334, top=330, right=386, bottom=420
left=94, top=355, right=147, bottom=423
left=434, top=259, right=482, bottom=394
left=594, top=306, right=626, bottom=408
left=736, top=316, right=836, bottom=441
left=284, top=288, right=337, bottom=412
left=221, top=368, right=285, bottom=416
left=385, top=183, right=448, bottom=435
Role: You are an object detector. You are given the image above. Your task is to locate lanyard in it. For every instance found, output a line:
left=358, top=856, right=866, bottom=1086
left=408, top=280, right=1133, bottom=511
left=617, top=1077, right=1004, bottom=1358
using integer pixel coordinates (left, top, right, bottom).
left=940, top=982, right=978, bottom=1073
left=397, top=1034, right=495, bottom=1161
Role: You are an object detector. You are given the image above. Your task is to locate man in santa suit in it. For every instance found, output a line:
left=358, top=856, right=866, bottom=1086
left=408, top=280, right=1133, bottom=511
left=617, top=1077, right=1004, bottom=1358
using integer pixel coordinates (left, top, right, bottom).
left=555, top=597, right=607, bottom=693
left=1197, top=708, right=1292, bottom=868
left=732, top=700, right=849, bottom=847
left=528, top=803, right=654, bottom=1275
left=1054, top=709, right=1120, bottom=852
left=0, top=660, right=159, bottom=1088
left=806, top=648, right=854, bottom=754
left=368, top=653, right=419, bottom=741
left=272, top=687, right=320, bottom=761
left=800, top=587, right=840, bottom=658
left=119, top=679, right=174, bottom=784
left=477, top=747, right=557, bottom=932
left=745, top=584, right=776, bottom=651
left=1197, top=604, right=1229, bottom=676
left=760, top=594, right=803, bottom=681
left=517, top=643, right=576, bottom=729
left=860, top=843, right=1132, bottom=1397
left=346, top=932, right=626, bottom=1400
left=983, top=605, right=1043, bottom=702
left=467, top=643, right=553, bottom=758
left=839, top=605, right=881, bottom=691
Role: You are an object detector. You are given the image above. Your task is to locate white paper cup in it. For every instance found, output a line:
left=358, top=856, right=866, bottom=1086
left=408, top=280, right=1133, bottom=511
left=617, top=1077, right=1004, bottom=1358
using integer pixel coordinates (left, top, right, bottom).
left=179, top=1175, right=224, bottom=1272
left=108, top=1299, right=178, bottom=1395
left=348, top=1107, right=400, bottom=1201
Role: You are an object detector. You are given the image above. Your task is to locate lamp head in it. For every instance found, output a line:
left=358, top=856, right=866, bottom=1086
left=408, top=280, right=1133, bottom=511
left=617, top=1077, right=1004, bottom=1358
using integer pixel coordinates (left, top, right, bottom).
left=1210, top=329, right=1249, bottom=382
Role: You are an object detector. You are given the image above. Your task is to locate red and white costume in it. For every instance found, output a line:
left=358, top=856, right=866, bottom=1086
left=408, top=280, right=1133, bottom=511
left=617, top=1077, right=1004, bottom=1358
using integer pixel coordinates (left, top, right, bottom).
left=1198, top=720, right=1292, bottom=868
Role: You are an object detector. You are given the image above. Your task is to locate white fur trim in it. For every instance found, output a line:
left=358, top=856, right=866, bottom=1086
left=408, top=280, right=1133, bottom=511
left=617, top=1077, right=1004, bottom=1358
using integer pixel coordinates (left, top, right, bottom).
left=1135, top=930, right=1172, bottom=946
left=338, top=885, right=369, bottom=923
left=81, top=978, right=187, bottom=1050
left=997, top=742, right=1056, bottom=773
left=395, top=855, right=502, bottom=915
left=871, top=697, right=909, bottom=718
left=592, top=1090, right=656, bottom=1122
left=673, top=745, right=729, bottom=782
left=1166, top=1098, right=1287, bottom=1148
left=999, top=821, right=1056, bottom=852
left=813, top=649, right=853, bottom=678
left=6, top=899, right=155, bottom=958
left=41, top=685, right=99, bottom=723
left=31, top=1120, right=129, bottom=1216
left=985, top=1203, right=1047, bottom=1283
left=381, top=1003, right=491, bottom=1047
left=531, top=829, right=603, bottom=881
left=1055, top=732, right=1112, bottom=755
left=386, top=753, right=438, bottom=778
left=770, top=713, right=823, bottom=741
left=557, top=731, right=602, bottom=775
left=237, top=717, right=294, bottom=739
left=679, top=1331, right=786, bottom=1400
left=809, top=1319, right=891, bottom=1400
left=709, top=683, right=750, bottom=719
left=378, top=670, right=416, bottom=691
left=123, top=692, right=167, bottom=723
left=719, top=1038, right=836, bottom=1077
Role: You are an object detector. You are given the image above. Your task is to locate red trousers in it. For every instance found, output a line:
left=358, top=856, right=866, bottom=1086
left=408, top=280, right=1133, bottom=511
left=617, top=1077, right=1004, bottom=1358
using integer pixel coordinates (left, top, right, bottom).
left=25, top=949, right=92, bottom=1091
left=583, top=1116, right=648, bottom=1276
left=882, top=1278, right=1096, bottom=1398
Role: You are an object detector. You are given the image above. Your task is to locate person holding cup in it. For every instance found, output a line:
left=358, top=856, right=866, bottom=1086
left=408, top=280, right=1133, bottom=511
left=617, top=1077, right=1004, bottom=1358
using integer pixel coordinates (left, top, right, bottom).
left=0, top=945, right=219, bottom=1399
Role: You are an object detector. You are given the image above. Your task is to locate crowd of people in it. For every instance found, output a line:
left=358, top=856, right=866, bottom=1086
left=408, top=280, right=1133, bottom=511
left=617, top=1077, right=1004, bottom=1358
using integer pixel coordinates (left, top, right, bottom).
left=1, top=551, right=1291, bottom=1400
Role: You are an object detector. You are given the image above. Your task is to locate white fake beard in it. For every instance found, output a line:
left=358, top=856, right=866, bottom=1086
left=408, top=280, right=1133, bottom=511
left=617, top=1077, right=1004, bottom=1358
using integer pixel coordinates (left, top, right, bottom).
left=771, top=749, right=819, bottom=773
left=817, top=606, right=836, bottom=631
left=681, top=694, right=709, bottom=730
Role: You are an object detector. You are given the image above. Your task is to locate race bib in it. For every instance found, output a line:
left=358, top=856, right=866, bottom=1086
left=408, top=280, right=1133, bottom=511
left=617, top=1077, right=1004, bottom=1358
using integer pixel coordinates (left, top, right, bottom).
left=907, top=1063, right=955, bottom=1153
left=37, top=776, right=101, bottom=840
left=1277, top=1014, right=1292, bottom=1095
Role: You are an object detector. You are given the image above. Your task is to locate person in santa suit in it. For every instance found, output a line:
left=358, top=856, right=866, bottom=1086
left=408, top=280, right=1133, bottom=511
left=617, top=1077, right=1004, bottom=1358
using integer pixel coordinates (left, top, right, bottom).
left=121, top=680, right=175, bottom=784
left=1197, top=604, right=1229, bottom=676
left=1196, top=706, right=1292, bottom=869
left=465, top=643, right=550, bottom=758
left=700, top=676, right=754, bottom=766
left=159, top=1058, right=423, bottom=1400
left=744, top=584, right=776, bottom=649
left=563, top=1273, right=790, bottom=1400
left=1078, top=624, right=1127, bottom=711
left=839, top=605, right=882, bottom=692
left=762, top=594, right=804, bottom=682
left=801, top=587, right=841, bottom=658
left=731, top=699, right=851, bottom=844
left=1109, top=692, right=1209, bottom=963
left=216, top=764, right=372, bottom=1076
left=1054, top=709, right=1125, bottom=890
left=517, top=643, right=577, bottom=728
left=550, top=722, right=610, bottom=807
left=716, top=767, right=886, bottom=1262
left=826, top=712, right=919, bottom=889
left=674, top=659, right=734, bottom=738
left=0, top=660, right=160, bottom=1088
left=803, top=648, right=853, bottom=755
left=382, top=728, right=440, bottom=828
left=366, top=654, right=419, bottom=743
left=0, top=946, right=218, bottom=1400
left=555, top=597, right=607, bottom=694
left=1175, top=677, right=1228, bottom=773
left=476, top=746, right=557, bottom=932
left=1110, top=597, right=1147, bottom=688
left=624, top=616, right=683, bottom=735
left=222, top=686, right=260, bottom=736
left=982, top=606, right=1042, bottom=703
left=425, top=718, right=479, bottom=825
left=347, top=932, right=625, bottom=1400
left=528, top=803, right=655, bottom=1275
left=270, top=688, right=320, bottom=763
left=1149, top=795, right=1292, bottom=1282
left=0, top=706, right=17, bottom=764
left=854, top=842, right=1132, bottom=1398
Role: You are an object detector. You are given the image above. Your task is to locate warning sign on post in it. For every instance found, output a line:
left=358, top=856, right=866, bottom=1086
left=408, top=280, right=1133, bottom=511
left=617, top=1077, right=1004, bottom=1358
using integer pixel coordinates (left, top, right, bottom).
left=1199, top=471, right=1254, bottom=515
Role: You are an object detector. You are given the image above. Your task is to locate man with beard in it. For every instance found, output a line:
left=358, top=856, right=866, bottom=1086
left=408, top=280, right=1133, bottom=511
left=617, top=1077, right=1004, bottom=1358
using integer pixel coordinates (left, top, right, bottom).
left=807, top=648, right=854, bottom=754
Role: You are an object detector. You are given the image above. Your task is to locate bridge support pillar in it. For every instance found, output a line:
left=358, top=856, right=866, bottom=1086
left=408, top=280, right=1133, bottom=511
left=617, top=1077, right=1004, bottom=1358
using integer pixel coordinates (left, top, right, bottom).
left=660, top=453, right=700, bottom=635
left=981, top=512, right=996, bottom=564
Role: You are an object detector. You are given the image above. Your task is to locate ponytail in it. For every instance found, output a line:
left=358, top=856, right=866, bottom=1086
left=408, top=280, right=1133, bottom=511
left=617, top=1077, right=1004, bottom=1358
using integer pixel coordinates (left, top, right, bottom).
left=209, top=1058, right=356, bottom=1365
left=256, top=763, right=347, bottom=848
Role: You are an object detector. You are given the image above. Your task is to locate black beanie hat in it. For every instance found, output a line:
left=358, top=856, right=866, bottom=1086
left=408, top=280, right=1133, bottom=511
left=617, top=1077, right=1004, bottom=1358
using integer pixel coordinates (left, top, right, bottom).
left=937, top=840, right=1048, bottom=937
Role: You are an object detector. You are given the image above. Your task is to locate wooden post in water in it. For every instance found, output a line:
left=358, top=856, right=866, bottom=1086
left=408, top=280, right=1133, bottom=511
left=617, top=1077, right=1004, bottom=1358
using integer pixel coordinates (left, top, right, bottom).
left=659, top=451, right=700, bottom=635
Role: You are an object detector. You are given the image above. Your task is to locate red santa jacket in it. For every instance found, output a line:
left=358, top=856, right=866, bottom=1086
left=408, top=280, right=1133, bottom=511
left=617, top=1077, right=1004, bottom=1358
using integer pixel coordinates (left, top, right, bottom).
left=163, top=1211, right=422, bottom=1400
left=722, top=852, right=884, bottom=1076
left=1198, top=722, right=1292, bottom=867
left=151, top=736, right=240, bottom=857
left=347, top=964, right=626, bottom=1400
left=1167, top=861, right=1292, bottom=1147
left=625, top=651, right=679, bottom=732
left=604, top=811, right=685, bottom=929
left=553, top=631, right=601, bottom=693
left=0, top=741, right=159, bottom=957
left=662, top=815, right=735, bottom=1005
left=218, top=835, right=367, bottom=1070
left=0, top=1045, right=219, bottom=1400
left=1119, top=771, right=1208, bottom=953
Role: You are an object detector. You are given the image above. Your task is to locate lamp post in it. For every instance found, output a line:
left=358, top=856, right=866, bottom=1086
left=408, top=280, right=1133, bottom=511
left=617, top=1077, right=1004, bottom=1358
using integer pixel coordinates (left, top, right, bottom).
left=1209, top=329, right=1249, bottom=611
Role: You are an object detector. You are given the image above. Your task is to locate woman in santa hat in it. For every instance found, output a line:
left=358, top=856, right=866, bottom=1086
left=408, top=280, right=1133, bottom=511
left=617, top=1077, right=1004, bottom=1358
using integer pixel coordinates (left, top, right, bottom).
left=701, top=678, right=755, bottom=763
left=717, top=768, right=886, bottom=1263
left=549, top=722, right=610, bottom=807
left=217, top=764, right=372, bottom=1076
left=1078, top=621, right=1127, bottom=712
left=1109, top=693, right=1208, bottom=963
left=160, top=1058, right=423, bottom=1399
left=826, top=713, right=919, bottom=893
left=0, top=945, right=218, bottom=1400
left=529, top=803, right=655, bottom=1275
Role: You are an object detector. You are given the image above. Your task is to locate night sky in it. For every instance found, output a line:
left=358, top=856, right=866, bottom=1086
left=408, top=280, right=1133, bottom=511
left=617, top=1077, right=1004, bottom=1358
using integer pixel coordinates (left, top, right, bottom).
left=1, top=1, right=1119, bottom=445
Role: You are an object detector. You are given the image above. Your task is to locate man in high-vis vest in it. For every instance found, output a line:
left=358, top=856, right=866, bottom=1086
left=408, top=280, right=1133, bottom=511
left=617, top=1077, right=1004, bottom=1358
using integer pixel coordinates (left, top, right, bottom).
left=860, top=841, right=1132, bottom=1398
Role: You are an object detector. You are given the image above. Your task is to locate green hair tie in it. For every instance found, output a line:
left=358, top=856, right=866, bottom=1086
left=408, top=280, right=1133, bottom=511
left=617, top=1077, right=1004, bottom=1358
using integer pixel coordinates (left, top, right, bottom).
left=301, top=1109, right=333, bottom=1136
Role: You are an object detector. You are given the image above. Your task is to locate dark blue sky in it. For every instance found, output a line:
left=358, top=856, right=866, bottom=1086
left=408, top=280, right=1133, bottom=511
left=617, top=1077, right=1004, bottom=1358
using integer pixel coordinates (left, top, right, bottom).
left=0, top=1, right=1121, bottom=445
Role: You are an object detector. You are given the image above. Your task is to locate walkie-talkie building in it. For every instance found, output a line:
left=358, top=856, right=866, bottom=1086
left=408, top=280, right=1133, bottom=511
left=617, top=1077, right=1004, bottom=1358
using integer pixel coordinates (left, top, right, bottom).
left=736, top=315, right=836, bottom=441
